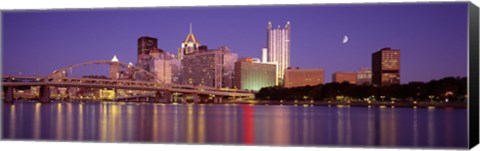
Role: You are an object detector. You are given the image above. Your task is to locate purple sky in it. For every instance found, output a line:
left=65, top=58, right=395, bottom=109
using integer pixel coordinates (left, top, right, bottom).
left=2, top=2, right=468, bottom=83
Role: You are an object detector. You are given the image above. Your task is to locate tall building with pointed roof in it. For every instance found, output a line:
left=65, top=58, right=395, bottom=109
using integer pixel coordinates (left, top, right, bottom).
left=178, top=23, right=200, bottom=60
left=110, top=55, right=120, bottom=80
left=267, top=21, right=291, bottom=85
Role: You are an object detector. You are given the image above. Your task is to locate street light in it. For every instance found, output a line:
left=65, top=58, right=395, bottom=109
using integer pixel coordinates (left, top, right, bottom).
left=380, top=96, right=385, bottom=102
left=428, top=95, right=434, bottom=102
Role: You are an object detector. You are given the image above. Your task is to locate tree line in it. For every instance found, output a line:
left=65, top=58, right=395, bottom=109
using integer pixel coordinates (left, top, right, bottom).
left=256, top=77, right=467, bottom=102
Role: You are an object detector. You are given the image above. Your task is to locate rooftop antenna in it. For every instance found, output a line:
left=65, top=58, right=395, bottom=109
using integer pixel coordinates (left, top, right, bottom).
left=189, top=22, right=192, bottom=34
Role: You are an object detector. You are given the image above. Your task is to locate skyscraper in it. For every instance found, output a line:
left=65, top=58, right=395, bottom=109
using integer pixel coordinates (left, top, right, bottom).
left=372, top=47, right=400, bottom=86
left=137, top=36, right=158, bottom=70
left=178, top=23, right=200, bottom=60
left=148, top=50, right=173, bottom=84
left=170, top=55, right=182, bottom=84
left=136, top=36, right=174, bottom=83
left=181, top=46, right=238, bottom=88
left=267, top=21, right=291, bottom=85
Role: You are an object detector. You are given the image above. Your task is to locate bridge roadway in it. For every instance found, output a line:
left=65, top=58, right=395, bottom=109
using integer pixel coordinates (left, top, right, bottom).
left=2, top=76, right=255, bottom=102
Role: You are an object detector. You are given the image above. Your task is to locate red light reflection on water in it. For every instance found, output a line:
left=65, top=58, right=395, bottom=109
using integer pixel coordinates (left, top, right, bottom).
left=242, top=105, right=254, bottom=144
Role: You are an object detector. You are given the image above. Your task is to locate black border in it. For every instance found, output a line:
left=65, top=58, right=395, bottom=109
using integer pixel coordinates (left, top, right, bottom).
left=469, top=1, right=479, bottom=149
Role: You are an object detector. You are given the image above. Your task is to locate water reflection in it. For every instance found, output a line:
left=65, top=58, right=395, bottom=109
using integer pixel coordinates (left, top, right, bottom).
left=197, top=105, right=206, bottom=143
left=365, top=108, right=372, bottom=145
left=172, top=105, right=179, bottom=142
left=160, top=104, right=168, bottom=142
left=126, top=105, right=134, bottom=141
left=346, top=108, right=352, bottom=145
left=444, top=109, right=454, bottom=147
left=33, top=103, right=41, bottom=139
left=56, top=103, right=63, bottom=140
left=337, top=108, right=344, bottom=145
left=302, top=108, right=309, bottom=145
left=413, top=109, right=418, bottom=146
left=2, top=101, right=468, bottom=148
left=78, top=103, right=84, bottom=140
left=428, top=109, right=435, bottom=146
left=9, top=104, right=15, bottom=138
left=152, top=104, right=159, bottom=142
left=186, top=105, right=194, bottom=143
left=67, top=103, right=74, bottom=140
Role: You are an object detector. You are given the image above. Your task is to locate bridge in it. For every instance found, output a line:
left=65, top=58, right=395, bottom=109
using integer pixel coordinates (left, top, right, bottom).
left=2, top=60, right=255, bottom=103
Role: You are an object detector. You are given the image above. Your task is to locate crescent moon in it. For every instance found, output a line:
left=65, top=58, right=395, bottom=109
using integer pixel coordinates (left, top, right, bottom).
left=342, top=35, right=349, bottom=44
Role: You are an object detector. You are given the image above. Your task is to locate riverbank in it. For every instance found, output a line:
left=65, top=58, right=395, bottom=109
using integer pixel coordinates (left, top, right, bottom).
left=3, top=99, right=467, bottom=109
left=234, top=100, right=467, bottom=109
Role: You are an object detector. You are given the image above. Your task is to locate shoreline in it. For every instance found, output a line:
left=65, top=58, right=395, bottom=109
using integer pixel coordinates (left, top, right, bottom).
left=246, top=100, right=467, bottom=109
left=3, top=99, right=468, bottom=109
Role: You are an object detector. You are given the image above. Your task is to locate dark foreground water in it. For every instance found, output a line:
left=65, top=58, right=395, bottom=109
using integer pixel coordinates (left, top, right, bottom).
left=2, top=100, right=468, bottom=148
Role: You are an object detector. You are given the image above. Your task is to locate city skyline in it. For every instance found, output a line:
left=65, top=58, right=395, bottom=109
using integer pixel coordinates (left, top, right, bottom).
left=2, top=2, right=468, bottom=83
left=1, top=2, right=475, bottom=149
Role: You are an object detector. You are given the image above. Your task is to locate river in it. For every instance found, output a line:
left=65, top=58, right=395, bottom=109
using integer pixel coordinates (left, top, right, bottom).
left=2, top=100, right=468, bottom=148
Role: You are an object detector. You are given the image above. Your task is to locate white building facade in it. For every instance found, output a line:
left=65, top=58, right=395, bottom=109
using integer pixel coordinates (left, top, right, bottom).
left=267, top=21, right=291, bottom=85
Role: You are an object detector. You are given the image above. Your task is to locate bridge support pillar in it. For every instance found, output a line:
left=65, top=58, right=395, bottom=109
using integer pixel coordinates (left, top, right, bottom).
left=193, top=94, right=200, bottom=104
left=159, top=91, right=172, bottom=103
left=4, top=86, right=14, bottom=103
left=155, top=91, right=161, bottom=102
left=113, top=88, right=117, bottom=99
left=199, top=95, right=209, bottom=104
left=214, top=97, right=223, bottom=104
left=39, top=86, right=50, bottom=103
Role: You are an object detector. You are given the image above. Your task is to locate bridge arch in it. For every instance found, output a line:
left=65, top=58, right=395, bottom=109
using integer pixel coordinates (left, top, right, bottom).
left=47, top=60, right=164, bottom=84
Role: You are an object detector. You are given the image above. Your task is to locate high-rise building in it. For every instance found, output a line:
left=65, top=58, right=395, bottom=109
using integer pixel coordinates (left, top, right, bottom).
left=170, top=55, right=182, bottom=84
left=357, top=67, right=372, bottom=85
left=178, top=23, right=200, bottom=60
left=332, top=71, right=357, bottom=84
left=234, top=58, right=276, bottom=91
left=138, top=36, right=158, bottom=54
left=181, top=46, right=238, bottom=88
left=267, top=21, right=291, bottom=85
left=137, top=36, right=158, bottom=70
left=284, top=67, right=324, bottom=88
left=372, top=47, right=400, bottom=86
left=222, top=48, right=238, bottom=88
left=148, top=51, right=173, bottom=84
left=136, top=36, right=175, bottom=83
